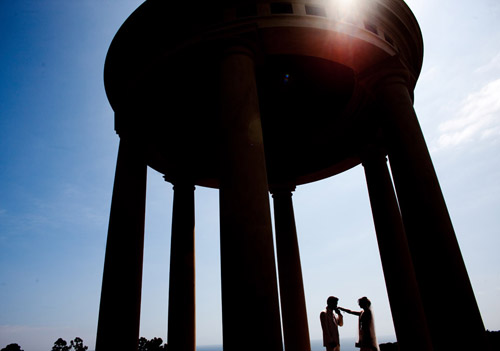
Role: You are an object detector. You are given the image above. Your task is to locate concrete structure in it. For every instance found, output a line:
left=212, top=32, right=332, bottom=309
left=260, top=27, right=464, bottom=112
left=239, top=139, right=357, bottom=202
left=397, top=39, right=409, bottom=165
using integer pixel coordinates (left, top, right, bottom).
left=96, top=0, right=487, bottom=350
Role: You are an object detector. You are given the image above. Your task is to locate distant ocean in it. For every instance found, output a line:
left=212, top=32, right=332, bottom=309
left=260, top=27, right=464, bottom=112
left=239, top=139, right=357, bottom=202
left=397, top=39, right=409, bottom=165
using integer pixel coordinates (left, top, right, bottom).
left=84, top=337, right=396, bottom=351
left=196, top=337, right=397, bottom=351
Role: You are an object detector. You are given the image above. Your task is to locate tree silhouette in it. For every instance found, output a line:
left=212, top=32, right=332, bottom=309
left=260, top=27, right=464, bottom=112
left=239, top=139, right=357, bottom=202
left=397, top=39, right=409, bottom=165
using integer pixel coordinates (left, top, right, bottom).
left=69, top=338, right=88, bottom=351
left=1, top=344, right=24, bottom=351
left=51, top=338, right=70, bottom=351
left=138, top=337, right=148, bottom=351
left=138, top=337, right=167, bottom=351
left=51, top=338, right=88, bottom=351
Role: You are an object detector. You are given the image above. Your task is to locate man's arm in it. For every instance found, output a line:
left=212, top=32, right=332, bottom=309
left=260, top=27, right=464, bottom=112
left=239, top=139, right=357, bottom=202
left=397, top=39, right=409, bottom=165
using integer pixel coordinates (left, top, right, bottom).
left=336, top=311, right=344, bottom=327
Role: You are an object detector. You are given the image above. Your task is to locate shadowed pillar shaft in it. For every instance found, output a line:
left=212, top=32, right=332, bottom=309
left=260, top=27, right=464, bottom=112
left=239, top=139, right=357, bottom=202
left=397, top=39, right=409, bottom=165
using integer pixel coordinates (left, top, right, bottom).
left=378, top=73, right=486, bottom=351
left=96, top=137, right=147, bottom=351
left=362, top=149, right=432, bottom=351
left=272, top=186, right=311, bottom=351
left=167, top=183, right=195, bottom=351
left=218, top=45, right=283, bottom=351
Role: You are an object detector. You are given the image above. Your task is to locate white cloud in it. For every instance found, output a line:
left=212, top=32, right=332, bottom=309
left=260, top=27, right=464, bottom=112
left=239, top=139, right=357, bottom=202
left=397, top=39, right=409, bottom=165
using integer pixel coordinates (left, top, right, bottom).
left=475, top=52, right=500, bottom=75
left=435, top=78, right=500, bottom=150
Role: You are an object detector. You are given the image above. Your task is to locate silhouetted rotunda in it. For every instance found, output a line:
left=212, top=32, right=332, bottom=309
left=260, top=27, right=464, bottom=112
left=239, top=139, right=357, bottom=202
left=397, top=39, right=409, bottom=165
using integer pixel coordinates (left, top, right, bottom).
left=96, top=1, right=487, bottom=350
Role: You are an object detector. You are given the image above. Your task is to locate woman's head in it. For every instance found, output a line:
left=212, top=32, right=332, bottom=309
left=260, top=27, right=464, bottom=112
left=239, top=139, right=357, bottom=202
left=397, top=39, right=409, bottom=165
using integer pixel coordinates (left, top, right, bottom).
left=358, top=296, right=371, bottom=309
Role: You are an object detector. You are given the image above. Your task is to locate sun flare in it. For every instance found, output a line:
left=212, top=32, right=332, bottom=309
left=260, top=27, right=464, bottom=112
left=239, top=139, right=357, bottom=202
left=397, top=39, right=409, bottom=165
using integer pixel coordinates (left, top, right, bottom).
left=335, top=0, right=360, bottom=19
left=337, top=0, right=359, bottom=12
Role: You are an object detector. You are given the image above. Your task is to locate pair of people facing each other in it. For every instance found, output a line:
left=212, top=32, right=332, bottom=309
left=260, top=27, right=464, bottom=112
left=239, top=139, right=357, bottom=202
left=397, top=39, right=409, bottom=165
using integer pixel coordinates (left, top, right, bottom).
left=320, top=296, right=379, bottom=351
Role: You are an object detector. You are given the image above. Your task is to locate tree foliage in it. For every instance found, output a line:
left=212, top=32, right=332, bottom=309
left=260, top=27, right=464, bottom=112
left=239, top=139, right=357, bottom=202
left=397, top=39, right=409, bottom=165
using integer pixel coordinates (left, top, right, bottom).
left=70, top=338, right=88, bottom=351
left=138, top=337, right=167, bottom=351
left=1, top=344, right=24, bottom=351
left=51, top=338, right=70, bottom=351
left=51, top=337, right=88, bottom=351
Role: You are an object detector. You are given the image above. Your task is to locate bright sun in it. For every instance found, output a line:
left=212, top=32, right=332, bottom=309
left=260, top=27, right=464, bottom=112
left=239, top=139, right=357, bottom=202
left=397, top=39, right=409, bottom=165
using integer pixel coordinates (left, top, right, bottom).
left=337, top=0, right=358, bottom=9
left=336, top=0, right=359, bottom=15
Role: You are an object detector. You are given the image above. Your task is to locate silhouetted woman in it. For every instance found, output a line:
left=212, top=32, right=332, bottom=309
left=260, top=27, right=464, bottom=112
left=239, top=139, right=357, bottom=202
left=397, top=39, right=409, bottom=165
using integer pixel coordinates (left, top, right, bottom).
left=339, top=297, right=379, bottom=351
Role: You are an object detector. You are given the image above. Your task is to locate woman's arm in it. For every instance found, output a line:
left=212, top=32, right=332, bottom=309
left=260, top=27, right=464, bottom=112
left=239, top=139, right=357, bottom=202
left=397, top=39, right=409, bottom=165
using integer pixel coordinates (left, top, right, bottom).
left=338, top=307, right=361, bottom=316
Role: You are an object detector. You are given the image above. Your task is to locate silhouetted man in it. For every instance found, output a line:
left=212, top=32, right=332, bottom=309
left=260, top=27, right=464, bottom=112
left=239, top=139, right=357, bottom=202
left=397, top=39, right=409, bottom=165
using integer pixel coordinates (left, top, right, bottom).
left=320, top=296, right=344, bottom=351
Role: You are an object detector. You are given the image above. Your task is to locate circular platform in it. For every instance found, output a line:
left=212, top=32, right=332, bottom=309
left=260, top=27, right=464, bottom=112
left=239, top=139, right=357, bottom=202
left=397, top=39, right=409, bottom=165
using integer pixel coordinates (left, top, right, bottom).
left=104, top=0, right=423, bottom=187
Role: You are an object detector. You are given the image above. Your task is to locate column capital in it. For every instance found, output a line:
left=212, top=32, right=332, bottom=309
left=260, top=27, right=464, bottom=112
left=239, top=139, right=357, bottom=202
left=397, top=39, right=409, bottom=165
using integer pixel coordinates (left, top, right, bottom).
left=163, top=175, right=195, bottom=191
left=357, top=55, right=416, bottom=102
left=171, top=182, right=196, bottom=192
left=269, top=183, right=296, bottom=197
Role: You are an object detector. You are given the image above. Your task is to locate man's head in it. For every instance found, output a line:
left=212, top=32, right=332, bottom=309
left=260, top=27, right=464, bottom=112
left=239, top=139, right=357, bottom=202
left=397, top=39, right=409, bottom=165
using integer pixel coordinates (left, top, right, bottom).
left=327, top=296, right=339, bottom=309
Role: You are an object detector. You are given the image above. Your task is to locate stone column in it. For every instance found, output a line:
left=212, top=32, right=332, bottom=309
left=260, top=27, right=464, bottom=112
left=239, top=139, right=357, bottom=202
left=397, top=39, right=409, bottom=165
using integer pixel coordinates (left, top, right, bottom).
left=271, top=186, right=311, bottom=351
left=218, top=45, right=283, bottom=351
left=96, top=137, right=147, bottom=351
left=376, top=69, right=486, bottom=350
left=362, top=148, right=432, bottom=351
left=167, top=183, right=195, bottom=351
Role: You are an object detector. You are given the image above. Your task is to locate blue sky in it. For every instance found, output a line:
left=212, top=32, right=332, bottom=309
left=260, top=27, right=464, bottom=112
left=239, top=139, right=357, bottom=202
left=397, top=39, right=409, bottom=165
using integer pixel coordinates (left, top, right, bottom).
left=1, top=0, right=499, bottom=350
